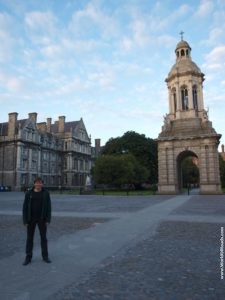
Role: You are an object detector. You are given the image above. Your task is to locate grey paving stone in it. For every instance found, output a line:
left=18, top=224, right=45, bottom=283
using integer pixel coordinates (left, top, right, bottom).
left=0, top=193, right=224, bottom=300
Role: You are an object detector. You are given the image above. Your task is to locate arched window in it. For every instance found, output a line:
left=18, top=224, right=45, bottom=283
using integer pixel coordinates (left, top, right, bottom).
left=186, top=49, right=189, bottom=57
left=181, top=49, right=185, bottom=56
left=181, top=87, right=188, bottom=110
left=172, top=88, right=177, bottom=111
left=192, top=86, right=198, bottom=110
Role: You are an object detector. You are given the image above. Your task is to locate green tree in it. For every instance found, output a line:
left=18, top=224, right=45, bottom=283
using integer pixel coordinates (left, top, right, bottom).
left=92, top=153, right=149, bottom=188
left=181, top=157, right=199, bottom=187
left=103, top=131, right=158, bottom=183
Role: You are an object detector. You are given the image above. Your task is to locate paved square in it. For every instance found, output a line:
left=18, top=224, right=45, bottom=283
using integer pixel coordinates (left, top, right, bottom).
left=0, top=192, right=224, bottom=299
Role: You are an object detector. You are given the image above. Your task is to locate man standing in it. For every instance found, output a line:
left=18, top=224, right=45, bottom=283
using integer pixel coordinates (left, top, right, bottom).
left=22, top=177, right=51, bottom=265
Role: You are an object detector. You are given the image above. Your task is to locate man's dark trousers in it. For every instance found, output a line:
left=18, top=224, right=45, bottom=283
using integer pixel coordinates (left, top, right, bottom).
left=26, top=221, right=48, bottom=259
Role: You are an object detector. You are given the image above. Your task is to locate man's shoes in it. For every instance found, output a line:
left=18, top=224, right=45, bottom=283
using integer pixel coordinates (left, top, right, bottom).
left=23, top=257, right=31, bottom=266
left=43, top=257, right=51, bottom=263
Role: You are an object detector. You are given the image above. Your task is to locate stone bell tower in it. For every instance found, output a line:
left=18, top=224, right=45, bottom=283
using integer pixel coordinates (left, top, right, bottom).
left=157, top=36, right=222, bottom=194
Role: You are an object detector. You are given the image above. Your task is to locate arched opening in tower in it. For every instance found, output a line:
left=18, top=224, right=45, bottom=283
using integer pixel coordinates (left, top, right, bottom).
left=177, top=150, right=200, bottom=193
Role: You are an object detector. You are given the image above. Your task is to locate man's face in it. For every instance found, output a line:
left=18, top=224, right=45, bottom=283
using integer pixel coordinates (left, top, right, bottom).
left=34, top=180, right=43, bottom=191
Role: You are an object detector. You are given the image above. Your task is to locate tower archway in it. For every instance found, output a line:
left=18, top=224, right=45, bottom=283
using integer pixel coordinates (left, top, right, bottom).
left=177, top=150, right=199, bottom=192
left=157, top=37, right=222, bottom=194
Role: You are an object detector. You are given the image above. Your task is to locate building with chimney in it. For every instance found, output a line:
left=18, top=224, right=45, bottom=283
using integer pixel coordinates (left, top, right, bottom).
left=0, top=112, right=96, bottom=190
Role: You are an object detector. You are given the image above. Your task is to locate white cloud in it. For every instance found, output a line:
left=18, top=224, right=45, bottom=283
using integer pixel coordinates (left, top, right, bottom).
left=120, top=37, right=133, bottom=52
left=124, top=108, right=162, bottom=120
left=41, top=44, right=62, bottom=58
left=24, top=11, right=59, bottom=49
left=88, top=71, right=115, bottom=89
left=203, top=62, right=222, bottom=70
left=0, top=72, right=24, bottom=92
left=206, top=45, right=225, bottom=62
left=25, top=11, right=57, bottom=33
left=203, top=45, right=225, bottom=73
left=196, top=0, right=214, bottom=17
left=208, top=28, right=224, bottom=44
left=170, top=4, right=190, bottom=20
left=70, top=1, right=118, bottom=39
left=135, top=85, right=147, bottom=93
left=0, top=13, right=15, bottom=62
left=156, top=35, right=177, bottom=48
left=131, top=19, right=149, bottom=47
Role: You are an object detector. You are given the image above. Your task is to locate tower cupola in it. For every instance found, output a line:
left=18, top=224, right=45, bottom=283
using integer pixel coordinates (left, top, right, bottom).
left=175, top=40, right=191, bottom=61
left=164, top=36, right=206, bottom=122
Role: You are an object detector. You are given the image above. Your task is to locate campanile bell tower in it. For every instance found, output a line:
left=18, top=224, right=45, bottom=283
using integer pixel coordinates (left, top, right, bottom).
left=157, top=35, right=222, bottom=194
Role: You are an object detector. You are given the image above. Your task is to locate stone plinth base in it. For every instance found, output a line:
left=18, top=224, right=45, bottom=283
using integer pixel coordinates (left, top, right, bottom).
left=200, top=184, right=223, bottom=195
left=158, top=184, right=178, bottom=195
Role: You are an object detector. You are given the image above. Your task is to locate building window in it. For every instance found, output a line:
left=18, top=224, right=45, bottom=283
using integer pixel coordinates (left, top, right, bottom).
left=181, top=87, right=188, bottom=110
left=64, top=175, right=67, bottom=185
left=172, top=88, right=177, bottom=111
left=43, top=176, right=47, bottom=185
left=43, top=152, right=47, bottom=160
left=192, top=86, right=198, bottom=110
left=22, top=159, right=28, bottom=169
left=32, top=174, right=37, bottom=182
left=32, top=149, right=38, bottom=159
left=73, top=159, right=78, bottom=170
left=20, top=174, right=27, bottom=185
left=22, top=148, right=28, bottom=156
left=79, top=160, right=84, bottom=171
left=43, top=162, right=48, bottom=172
left=64, top=158, right=67, bottom=169
left=32, top=160, right=37, bottom=170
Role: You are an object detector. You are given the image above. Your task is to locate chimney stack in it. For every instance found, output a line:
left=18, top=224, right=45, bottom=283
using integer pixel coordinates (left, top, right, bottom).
left=47, top=118, right=52, bottom=133
left=28, top=112, right=37, bottom=123
left=58, top=116, right=65, bottom=133
left=95, top=139, right=101, bottom=149
left=8, top=112, right=18, bottom=137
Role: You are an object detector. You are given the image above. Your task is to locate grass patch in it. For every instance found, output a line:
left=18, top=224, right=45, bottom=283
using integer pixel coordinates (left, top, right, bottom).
left=88, top=189, right=154, bottom=196
left=51, top=189, right=155, bottom=196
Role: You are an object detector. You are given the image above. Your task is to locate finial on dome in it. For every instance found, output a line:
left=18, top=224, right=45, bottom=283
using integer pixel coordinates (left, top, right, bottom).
left=179, top=30, right=184, bottom=41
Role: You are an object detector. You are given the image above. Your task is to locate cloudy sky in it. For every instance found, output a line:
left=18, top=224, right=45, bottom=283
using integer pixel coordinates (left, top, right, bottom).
left=0, top=0, right=225, bottom=147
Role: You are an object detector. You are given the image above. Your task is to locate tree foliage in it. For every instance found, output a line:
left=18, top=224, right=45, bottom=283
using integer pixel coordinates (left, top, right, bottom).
left=92, top=153, right=149, bottom=187
left=219, top=155, right=225, bottom=188
left=181, top=157, right=199, bottom=186
left=102, top=131, right=158, bottom=183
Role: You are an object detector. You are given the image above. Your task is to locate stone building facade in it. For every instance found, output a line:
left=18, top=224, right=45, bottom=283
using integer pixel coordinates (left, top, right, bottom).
left=157, top=38, right=222, bottom=194
left=0, top=112, right=94, bottom=190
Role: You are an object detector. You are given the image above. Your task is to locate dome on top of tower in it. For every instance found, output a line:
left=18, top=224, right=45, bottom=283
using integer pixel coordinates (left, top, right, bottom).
left=167, top=59, right=202, bottom=81
left=166, top=39, right=204, bottom=82
left=175, top=40, right=191, bottom=51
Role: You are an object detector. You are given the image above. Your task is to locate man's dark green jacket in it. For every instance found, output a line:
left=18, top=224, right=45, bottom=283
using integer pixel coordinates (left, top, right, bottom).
left=23, top=188, right=51, bottom=224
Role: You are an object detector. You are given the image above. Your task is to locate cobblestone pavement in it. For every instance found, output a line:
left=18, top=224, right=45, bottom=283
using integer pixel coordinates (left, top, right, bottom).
left=51, top=221, right=224, bottom=300
left=0, top=192, right=225, bottom=300
left=0, top=192, right=172, bottom=213
left=0, top=215, right=109, bottom=259
left=50, top=194, right=225, bottom=300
